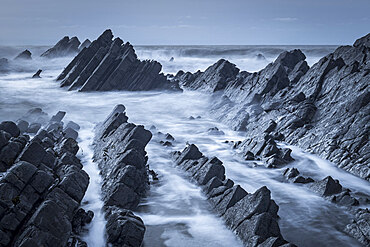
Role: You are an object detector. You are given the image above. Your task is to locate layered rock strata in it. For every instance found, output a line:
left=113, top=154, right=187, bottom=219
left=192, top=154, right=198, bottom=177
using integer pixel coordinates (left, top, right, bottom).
left=0, top=111, right=90, bottom=247
left=93, top=104, right=152, bottom=247
left=172, top=33, right=370, bottom=183
left=172, top=144, right=293, bottom=247
left=57, top=29, right=180, bottom=91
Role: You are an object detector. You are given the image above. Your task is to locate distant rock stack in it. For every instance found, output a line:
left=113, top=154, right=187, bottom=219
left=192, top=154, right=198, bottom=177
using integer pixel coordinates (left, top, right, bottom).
left=0, top=58, right=9, bottom=73
left=14, top=50, right=32, bottom=60
left=56, top=29, right=180, bottom=92
left=79, top=39, right=91, bottom=51
left=41, top=36, right=81, bottom=58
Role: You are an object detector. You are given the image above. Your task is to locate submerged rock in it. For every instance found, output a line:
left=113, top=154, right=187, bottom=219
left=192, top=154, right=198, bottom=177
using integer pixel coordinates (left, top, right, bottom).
left=56, top=29, right=180, bottom=92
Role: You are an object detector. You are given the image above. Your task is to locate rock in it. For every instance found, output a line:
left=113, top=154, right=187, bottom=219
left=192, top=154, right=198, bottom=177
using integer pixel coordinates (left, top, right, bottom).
left=245, top=151, right=255, bottom=161
left=65, top=121, right=80, bottom=131
left=0, top=121, right=20, bottom=137
left=64, top=127, right=78, bottom=140
left=208, top=127, right=225, bottom=135
left=344, top=208, right=370, bottom=246
left=72, top=208, right=94, bottom=234
left=175, top=59, right=240, bottom=92
left=16, top=120, right=29, bottom=133
left=0, top=113, right=90, bottom=247
left=27, top=123, right=42, bottom=133
left=41, top=36, right=81, bottom=58
left=56, top=29, right=180, bottom=92
left=50, top=111, right=66, bottom=123
left=310, top=176, right=342, bottom=196
left=93, top=105, right=151, bottom=245
left=79, top=39, right=91, bottom=51
left=173, top=144, right=291, bottom=246
left=14, top=49, right=32, bottom=60
left=283, top=168, right=299, bottom=178
left=32, top=69, right=42, bottom=78
left=169, top=57, right=174, bottom=62
left=165, top=133, right=175, bottom=141
left=0, top=58, right=9, bottom=73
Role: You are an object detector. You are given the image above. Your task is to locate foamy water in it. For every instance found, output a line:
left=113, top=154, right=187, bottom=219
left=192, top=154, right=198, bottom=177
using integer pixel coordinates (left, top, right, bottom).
left=0, top=46, right=367, bottom=247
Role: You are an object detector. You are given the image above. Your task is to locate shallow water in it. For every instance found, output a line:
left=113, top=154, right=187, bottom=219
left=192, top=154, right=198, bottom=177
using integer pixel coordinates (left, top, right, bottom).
left=0, top=50, right=367, bottom=246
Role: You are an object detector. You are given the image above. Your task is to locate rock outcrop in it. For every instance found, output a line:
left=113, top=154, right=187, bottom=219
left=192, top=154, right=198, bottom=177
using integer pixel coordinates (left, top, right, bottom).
left=0, top=58, right=9, bottom=73
left=0, top=110, right=90, bottom=247
left=32, top=69, right=42, bottom=78
left=14, top=50, right=32, bottom=60
left=41, top=36, right=81, bottom=58
left=172, top=144, right=292, bottom=247
left=345, top=208, right=370, bottom=246
left=79, top=39, right=91, bottom=51
left=93, top=104, right=152, bottom=247
left=56, top=29, right=180, bottom=91
left=173, top=33, right=370, bottom=182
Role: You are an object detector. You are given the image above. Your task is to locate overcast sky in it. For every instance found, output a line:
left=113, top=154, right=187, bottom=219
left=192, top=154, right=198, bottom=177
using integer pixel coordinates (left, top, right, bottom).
left=0, top=0, right=369, bottom=45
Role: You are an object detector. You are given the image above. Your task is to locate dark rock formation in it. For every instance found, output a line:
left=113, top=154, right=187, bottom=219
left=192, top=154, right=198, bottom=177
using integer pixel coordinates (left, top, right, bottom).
left=41, top=36, right=81, bottom=58
left=172, top=144, right=292, bottom=246
left=173, top=59, right=240, bottom=92
left=32, top=69, right=42, bottom=78
left=14, top=50, right=32, bottom=60
left=345, top=208, right=370, bottom=246
left=0, top=110, right=90, bottom=247
left=173, top=32, right=370, bottom=182
left=56, top=29, right=180, bottom=92
left=93, top=104, right=152, bottom=247
left=79, top=39, right=91, bottom=51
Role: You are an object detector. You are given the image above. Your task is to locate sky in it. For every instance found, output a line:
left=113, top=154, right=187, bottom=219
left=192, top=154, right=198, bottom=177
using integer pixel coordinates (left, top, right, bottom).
left=0, top=0, right=369, bottom=45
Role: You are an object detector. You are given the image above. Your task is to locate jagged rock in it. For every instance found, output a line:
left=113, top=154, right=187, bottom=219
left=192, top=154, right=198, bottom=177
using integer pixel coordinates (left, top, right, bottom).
left=175, top=32, right=370, bottom=181
left=56, top=29, right=180, bottom=92
left=41, top=36, right=81, bottom=58
left=0, top=112, right=90, bottom=247
left=72, top=208, right=94, bottom=234
left=32, top=69, right=42, bottom=78
left=175, top=59, right=239, bottom=92
left=93, top=105, right=151, bottom=245
left=345, top=208, right=370, bottom=246
left=14, top=50, right=32, bottom=60
left=79, top=39, right=91, bottom=51
left=173, top=144, right=291, bottom=246
left=310, top=176, right=342, bottom=196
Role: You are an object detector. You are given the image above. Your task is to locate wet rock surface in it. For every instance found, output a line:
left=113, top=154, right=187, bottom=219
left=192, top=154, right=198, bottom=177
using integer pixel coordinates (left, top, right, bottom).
left=93, top=104, right=152, bottom=247
left=172, top=144, right=292, bottom=247
left=57, top=29, right=180, bottom=92
left=41, top=36, right=81, bottom=58
left=173, top=33, right=370, bottom=184
left=0, top=110, right=90, bottom=247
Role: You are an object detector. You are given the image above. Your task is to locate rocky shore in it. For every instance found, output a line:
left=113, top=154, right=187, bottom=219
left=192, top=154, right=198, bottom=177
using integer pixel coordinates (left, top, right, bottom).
left=172, top=33, right=370, bottom=184
left=92, top=105, right=152, bottom=247
left=172, top=144, right=293, bottom=247
left=0, top=109, right=91, bottom=247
